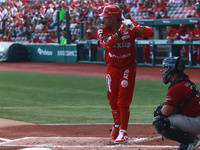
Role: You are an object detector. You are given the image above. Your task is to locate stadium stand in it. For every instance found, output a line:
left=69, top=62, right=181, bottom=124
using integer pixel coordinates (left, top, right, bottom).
left=0, top=0, right=198, bottom=43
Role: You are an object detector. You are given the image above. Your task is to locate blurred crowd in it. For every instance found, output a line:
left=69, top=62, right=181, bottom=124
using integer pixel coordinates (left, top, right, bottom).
left=0, top=0, right=199, bottom=43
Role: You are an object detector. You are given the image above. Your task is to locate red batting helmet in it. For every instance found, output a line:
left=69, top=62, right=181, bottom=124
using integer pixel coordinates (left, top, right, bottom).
left=99, top=5, right=122, bottom=20
left=179, top=23, right=185, bottom=28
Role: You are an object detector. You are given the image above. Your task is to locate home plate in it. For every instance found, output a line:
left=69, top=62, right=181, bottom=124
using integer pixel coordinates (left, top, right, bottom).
left=19, top=148, right=52, bottom=150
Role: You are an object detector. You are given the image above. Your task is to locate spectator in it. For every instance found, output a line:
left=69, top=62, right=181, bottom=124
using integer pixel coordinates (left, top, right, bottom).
left=59, top=5, right=65, bottom=21
left=21, top=26, right=31, bottom=38
left=49, top=30, right=57, bottom=43
left=146, top=11, right=153, bottom=19
left=150, top=11, right=157, bottom=19
left=35, top=19, right=44, bottom=32
left=8, top=35, right=14, bottom=42
left=10, top=26, right=17, bottom=38
left=138, top=2, right=145, bottom=13
left=60, top=31, right=67, bottom=44
left=29, top=23, right=36, bottom=35
left=46, top=4, right=54, bottom=17
left=189, top=20, right=200, bottom=65
left=162, top=9, right=170, bottom=19
left=43, top=34, right=53, bottom=43
left=70, top=17, right=79, bottom=43
left=166, top=25, right=182, bottom=56
left=130, top=2, right=139, bottom=15
left=168, top=0, right=183, bottom=4
left=192, top=3, right=200, bottom=18
left=184, top=0, right=191, bottom=7
left=52, top=5, right=59, bottom=25
left=33, top=35, right=43, bottom=43
left=7, top=18, right=15, bottom=28
left=143, top=1, right=149, bottom=12
left=60, top=19, right=66, bottom=31
left=1, top=6, right=8, bottom=21
left=1, top=6, right=8, bottom=33
left=156, top=12, right=162, bottom=19
left=10, top=4, right=18, bottom=18
left=16, top=27, right=24, bottom=37
left=156, top=0, right=166, bottom=12
left=175, top=23, right=191, bottom=61
left=70, top=17, right=78, bottom=30
left=190, top=0, right=197, bottom=10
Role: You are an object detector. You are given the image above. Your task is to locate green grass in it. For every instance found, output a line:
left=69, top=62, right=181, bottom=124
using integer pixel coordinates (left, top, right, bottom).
left=0, top=71, right=199, bottom=124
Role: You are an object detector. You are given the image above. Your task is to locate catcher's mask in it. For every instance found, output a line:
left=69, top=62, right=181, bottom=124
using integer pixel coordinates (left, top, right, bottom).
left=160, top=57, right=185, bottom=84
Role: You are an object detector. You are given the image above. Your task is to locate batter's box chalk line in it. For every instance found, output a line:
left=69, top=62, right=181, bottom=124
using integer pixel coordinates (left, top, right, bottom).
left=0, top=136, right=181, bottom=149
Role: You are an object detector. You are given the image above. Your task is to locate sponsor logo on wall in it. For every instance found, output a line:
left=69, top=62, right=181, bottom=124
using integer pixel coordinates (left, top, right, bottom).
left=37, top=48, right=53, bottom=56
left=57, top=50, right=77, bottom=56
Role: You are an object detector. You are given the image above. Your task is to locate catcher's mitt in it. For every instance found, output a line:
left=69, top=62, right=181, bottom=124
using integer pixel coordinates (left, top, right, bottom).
left=154, top=102, right=164, bottom=117
left=154, top=102, right=181, bottom=117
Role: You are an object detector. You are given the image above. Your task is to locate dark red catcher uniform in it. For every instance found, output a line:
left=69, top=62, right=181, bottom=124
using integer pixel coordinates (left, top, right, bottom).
left=165, top=78, right=200, bottom=117
left=97, top=6, right=154, bottom=136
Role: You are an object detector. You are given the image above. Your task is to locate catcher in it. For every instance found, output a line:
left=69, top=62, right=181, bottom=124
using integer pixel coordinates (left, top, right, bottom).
left=153, top=57, right=200, bottom=150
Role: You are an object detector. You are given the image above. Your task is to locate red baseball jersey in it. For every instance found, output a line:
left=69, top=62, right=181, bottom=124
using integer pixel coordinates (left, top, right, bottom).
left=176, top=27, right=190, bottom=40
left=192, top=11, right=200, bottom=18
left=165, top=80, right=200, bottom=117
left=167, top=28, right=177, bottom=37
left=97, top=25, right=153, bottom=67
left=193, top=28, right=200, bottom=39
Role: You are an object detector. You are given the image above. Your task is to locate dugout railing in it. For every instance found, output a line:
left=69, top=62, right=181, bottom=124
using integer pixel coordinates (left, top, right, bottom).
left=75, top=39, right=200, bottom=68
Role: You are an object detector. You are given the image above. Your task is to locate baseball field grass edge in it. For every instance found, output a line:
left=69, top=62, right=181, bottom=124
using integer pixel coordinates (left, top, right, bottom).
left=0, top=71, right=199, bottom=124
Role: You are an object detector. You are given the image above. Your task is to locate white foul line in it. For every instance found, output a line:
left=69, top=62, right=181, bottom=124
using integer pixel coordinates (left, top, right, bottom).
left=0, top=136, right=179, bottom=149
left=0, top=137, right=13, bottom=142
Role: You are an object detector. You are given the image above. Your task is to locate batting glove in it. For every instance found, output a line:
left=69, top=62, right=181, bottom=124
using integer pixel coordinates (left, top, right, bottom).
left=118, top=22, right=128, bottom=34
left=117, top=19, right=135, bottom=38
left=122, top=19, right=135, bottom=31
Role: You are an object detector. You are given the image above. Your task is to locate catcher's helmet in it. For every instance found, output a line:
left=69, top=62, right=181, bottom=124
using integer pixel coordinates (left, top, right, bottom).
left=160, top=57, right=185, bottom=84
left=99, top=5, right=122, bottom=20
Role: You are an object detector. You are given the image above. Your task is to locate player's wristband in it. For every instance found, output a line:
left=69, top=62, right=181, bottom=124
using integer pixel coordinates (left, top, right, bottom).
left=108, top=35, right=117, bottom=46
left=116, top=31, right=122, bottom=38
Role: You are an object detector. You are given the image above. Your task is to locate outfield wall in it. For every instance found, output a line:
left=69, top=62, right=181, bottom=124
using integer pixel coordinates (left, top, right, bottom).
left=22, top=40, right=200, bottom=68
left=24, top=43, right=77, bottom=63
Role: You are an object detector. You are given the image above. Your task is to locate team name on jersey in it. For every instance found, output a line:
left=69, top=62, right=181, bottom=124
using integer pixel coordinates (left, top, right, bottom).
left=113, top=41, right=131, bottom=48
left=108, top=52, right=131, bottom=59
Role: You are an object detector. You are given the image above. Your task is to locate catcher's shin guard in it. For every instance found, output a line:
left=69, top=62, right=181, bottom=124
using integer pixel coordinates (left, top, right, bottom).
left=162, top=126, right=197, bottom=145
left=153, top=116, right=196, bottom=145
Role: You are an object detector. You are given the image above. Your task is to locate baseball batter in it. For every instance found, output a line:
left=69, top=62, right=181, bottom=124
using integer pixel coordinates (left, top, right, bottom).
left=153, top=57, right=200, bottom=150
left=97, top=5, right=154, bottom=144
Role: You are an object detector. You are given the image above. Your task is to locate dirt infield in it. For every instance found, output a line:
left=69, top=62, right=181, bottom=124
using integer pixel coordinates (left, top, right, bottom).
left=0, top=62, right=199, bottom=150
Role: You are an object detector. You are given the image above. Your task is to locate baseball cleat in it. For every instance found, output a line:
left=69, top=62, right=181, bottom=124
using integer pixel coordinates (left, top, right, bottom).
left=114, top=129, right=128, bottom=144
left=187, top=137, right=200, bottom=150
left=110, top=125, right=119, bottom=139
left=177, top=137, right=200, bottom=150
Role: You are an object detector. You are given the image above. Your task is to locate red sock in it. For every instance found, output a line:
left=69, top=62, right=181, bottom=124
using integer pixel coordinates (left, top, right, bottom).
left=111, top=109, right=120, bottom=126
left=120, top=107, right=130, bottom=130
